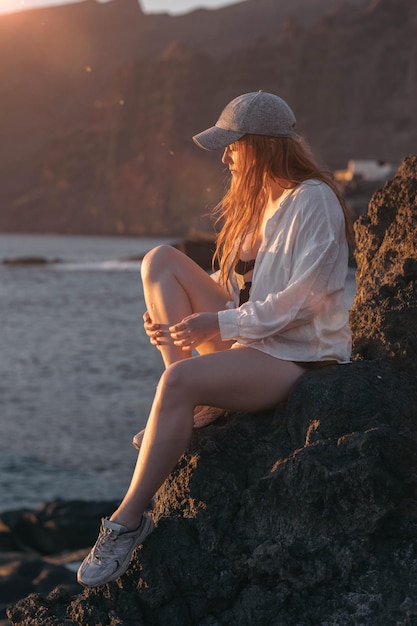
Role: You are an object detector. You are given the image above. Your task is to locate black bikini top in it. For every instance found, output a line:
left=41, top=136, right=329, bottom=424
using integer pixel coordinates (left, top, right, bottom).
left=234, top=259, right=256, bottom=275
left=234, top=258, right=255, bottom=306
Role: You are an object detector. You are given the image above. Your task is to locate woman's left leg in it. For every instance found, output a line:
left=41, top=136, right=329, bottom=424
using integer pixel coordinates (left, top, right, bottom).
left=111, top=348, right=305, bottom=529
left=78, top=348, right=305, bottom=587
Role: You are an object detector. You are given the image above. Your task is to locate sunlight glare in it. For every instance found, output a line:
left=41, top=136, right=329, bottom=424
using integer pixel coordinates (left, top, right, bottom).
left=0, top=0, right=244, bottom=17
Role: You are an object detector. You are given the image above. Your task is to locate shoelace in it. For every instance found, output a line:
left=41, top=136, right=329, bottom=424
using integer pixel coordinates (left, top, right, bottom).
left=93, top=526, right=120, bottom=562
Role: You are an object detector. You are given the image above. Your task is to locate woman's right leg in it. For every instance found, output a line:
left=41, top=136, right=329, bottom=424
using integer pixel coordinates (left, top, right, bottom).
left=141, top=245, right=232, bottom=367
left=133, top=245, right=233, bottom=449
left=78, top=247, right=236, bottom=587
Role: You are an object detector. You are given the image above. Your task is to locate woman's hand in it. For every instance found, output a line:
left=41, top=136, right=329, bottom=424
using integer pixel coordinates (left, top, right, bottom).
left=169, top=312, right=220, bottom=351
left=144, top=311, right=221, bottom=351
left=143, top=311, right=162, bottom=349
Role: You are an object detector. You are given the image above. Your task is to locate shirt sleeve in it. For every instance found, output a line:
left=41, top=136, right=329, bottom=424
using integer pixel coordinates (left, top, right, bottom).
left=217, top=187, right=347, bottom=341
left=210, top=269, right=221, bottom=283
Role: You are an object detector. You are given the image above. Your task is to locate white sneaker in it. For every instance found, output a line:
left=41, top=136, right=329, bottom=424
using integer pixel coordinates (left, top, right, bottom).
left=77, top=513, right=154, bottom=587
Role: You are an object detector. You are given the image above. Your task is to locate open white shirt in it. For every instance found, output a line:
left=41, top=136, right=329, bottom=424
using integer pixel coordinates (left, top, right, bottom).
left=213, top=180, right=352, bottom=363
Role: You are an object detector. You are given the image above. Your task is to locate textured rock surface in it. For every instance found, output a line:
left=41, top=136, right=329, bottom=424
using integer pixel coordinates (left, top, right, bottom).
left=0, top=502, right=119, bottom=624
left=350, top=154, right=417, bottom=377
left=6, top=364, right=417, bottom=625
left=0, top=501, right=121, bottom=555
left=6, top=157, right=417, bottom=624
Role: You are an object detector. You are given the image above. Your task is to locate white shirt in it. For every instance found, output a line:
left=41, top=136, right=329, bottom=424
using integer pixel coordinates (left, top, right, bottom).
left=214, top=180, right=352, bottom=363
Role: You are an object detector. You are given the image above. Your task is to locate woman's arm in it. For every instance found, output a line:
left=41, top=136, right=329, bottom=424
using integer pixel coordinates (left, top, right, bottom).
left=217, top=187, right=349, bottom=341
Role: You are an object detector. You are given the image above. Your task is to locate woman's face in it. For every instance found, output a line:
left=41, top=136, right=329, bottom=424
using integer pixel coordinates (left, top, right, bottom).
left=222, top=142, right=241, bottom=176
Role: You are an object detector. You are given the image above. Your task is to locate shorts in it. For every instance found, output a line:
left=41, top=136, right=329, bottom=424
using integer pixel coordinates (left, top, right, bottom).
left=295, top=360, right=339, bottom=370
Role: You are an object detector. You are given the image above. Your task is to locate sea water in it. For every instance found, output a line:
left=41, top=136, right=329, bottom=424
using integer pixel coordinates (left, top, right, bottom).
left=0, top=234, right=356, bottom=512
left=0, top=234, right=172, bottom=511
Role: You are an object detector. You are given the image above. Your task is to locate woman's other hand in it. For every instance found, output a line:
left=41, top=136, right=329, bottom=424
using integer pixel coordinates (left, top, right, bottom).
left=169, top=312, right=220, bottom=351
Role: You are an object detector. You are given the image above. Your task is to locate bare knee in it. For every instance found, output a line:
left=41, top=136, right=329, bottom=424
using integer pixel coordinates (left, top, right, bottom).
left=141, top=245, right=176, bottom=283
left=158, top=361, right=195, bottom=405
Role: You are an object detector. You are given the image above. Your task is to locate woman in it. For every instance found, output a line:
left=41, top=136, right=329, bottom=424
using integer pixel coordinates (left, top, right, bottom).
left=77, top=91, right=353, bottom=588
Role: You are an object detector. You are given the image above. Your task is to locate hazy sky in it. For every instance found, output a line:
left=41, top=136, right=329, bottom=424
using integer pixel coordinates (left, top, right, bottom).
left=0, top=0, right=244, bottom=15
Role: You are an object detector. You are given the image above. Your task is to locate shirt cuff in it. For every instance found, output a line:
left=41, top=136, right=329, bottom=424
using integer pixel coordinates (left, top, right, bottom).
left=218, top=308, right=240, bottom=341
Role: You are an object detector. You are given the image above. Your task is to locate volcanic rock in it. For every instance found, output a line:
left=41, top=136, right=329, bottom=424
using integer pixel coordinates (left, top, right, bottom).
left=350, top=154, right=417, bottom=377
left=0, top=501, right=121, bottom=555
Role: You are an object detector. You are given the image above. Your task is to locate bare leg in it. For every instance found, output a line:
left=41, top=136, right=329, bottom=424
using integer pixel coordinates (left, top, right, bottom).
left=140, top=245, right=233, bottom=367
left=131, top=245, right=233, bottom=450
left=132, top=402, right=225, bottom=450
left=112, top=348, right=305, bottom=529
left=77, top=348, right=305, bottom=587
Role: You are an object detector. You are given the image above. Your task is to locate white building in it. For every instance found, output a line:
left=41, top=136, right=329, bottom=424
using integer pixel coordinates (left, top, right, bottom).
left=334, top=159, right=397, bottom=182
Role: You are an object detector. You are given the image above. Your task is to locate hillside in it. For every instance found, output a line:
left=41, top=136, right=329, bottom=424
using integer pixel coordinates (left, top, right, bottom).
left=0, top=0, right=416, bottom=236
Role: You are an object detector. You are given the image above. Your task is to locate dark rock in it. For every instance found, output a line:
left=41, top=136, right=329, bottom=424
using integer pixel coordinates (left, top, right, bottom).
left=118, top=254, right=145, bottom=262
left=0, top=500, right=119, bottom=622
left=173, top=238, right=216, bottom=271
left=0, top=522, right=19, bottom=553
left=2, top=257, right=61, bottom=266
left=0, top=500, right=120, bottom=555
left=350, top=154, right=417, bottom=377
left=6, top=158, right=417, bottom=624
left=7, top=363, right=417, bottom=625
left=340, top=176, right=395, bottom=222
left=0, top=553, right=81, bottom=624
left=120, top=238, right=216, bottom=270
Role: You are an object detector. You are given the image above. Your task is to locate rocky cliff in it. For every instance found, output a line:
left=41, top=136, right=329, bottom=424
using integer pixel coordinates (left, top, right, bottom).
left=0, top=0, right=416, bottom=236
left=350, top=155, right=417, bottom=378
left=6, top=157, right=417, bottom=623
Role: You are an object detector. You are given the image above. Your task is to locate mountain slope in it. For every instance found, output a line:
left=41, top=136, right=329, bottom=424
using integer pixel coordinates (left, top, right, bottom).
left=0, top=0, right=415, bottom=235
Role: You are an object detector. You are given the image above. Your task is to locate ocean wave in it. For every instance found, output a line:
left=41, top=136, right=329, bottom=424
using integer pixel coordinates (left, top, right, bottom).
left=53, top=259, right=143, bottom=272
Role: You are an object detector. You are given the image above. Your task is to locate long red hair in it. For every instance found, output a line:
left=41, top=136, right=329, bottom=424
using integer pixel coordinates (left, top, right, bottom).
left=212, top=134, right=354, bottom=288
